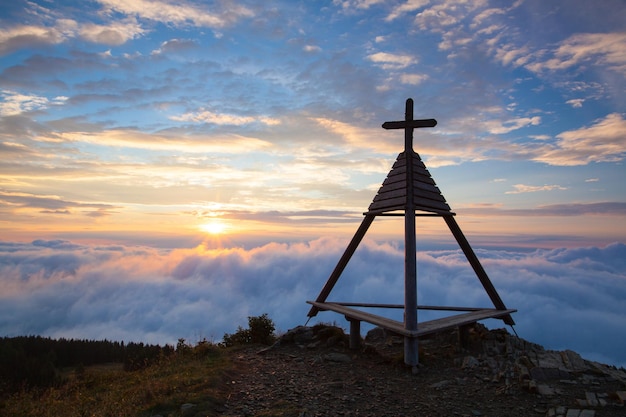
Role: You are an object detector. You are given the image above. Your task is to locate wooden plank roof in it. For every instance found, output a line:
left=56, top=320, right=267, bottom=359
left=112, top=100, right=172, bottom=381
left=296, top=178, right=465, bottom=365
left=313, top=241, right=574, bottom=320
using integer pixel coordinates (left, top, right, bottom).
left=367, top=151, right=452, bottom=214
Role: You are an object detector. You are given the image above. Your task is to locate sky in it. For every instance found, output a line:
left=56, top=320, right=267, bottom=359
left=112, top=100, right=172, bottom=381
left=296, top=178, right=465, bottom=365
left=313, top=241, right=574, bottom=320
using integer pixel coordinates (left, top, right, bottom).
left=1, top=1, right=625, bottom=367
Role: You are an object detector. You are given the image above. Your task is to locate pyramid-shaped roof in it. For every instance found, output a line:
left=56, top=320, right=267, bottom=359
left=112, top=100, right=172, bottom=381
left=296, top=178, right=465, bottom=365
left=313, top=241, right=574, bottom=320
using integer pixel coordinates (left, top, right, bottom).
left=367, top=150, right=452, bottom=215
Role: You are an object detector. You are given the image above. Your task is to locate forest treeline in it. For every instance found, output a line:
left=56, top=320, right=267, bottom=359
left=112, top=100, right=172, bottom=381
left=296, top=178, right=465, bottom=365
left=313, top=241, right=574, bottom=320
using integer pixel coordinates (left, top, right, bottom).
left=0, top=314, right=276, bottom=395
left=0, top=335, right=173, bottom=393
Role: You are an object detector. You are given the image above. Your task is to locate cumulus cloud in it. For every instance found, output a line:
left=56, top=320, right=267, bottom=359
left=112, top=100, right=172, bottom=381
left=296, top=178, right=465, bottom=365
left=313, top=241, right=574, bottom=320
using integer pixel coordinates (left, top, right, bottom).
left=0, top=90, right=68, bottom=116
left=400, top=73, right=428, bottom=85
left=0, top=17, right=144, bottom=55
left=385, top=0, right=430, bottom=21
left=0, top=238, right=624, bottom=368
left=367, top=52, right=416, bottom=70
left=0, top=24, right=69, bottom=56
left=525, top=32, right=626, bottom=75
left=533, top=113, right=626, bottom=166
left=97, top=0, right=254, bottom=29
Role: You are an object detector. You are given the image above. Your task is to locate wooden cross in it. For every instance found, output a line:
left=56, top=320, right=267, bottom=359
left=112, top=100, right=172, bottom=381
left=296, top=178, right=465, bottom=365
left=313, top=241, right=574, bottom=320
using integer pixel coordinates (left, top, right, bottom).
left=381, top=98, right=436, bottom=366
left=382, top=98, right=436, bottom=152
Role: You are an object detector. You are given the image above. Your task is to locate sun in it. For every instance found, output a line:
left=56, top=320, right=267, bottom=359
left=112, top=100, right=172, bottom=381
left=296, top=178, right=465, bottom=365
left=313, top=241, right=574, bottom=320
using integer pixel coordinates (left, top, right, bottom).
left=200, top=220, right=228, bottom=235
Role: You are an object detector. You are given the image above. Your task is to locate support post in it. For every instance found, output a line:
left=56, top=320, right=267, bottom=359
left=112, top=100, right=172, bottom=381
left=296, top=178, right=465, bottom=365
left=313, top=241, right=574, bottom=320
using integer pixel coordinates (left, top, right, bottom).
left=403, top=99, right=419, bottom=367
left=348, top=319, right=361, bottom=349
left=459, top=324, right=472, bottom=351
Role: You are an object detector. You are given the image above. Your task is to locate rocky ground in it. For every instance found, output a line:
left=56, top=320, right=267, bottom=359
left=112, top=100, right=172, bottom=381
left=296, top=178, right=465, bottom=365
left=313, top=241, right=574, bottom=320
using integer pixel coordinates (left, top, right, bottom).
left=213, top=324, right=626, bottom=417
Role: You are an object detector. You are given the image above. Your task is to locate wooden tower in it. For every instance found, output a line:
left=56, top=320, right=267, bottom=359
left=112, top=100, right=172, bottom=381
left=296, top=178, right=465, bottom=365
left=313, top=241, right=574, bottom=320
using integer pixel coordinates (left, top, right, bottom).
left=307, top=98, right=516, bottom=367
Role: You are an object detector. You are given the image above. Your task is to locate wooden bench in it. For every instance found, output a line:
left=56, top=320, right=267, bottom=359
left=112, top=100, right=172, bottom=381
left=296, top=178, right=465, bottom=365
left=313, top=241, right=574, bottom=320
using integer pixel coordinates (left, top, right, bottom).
left=307, top=301, right=517, bottom=348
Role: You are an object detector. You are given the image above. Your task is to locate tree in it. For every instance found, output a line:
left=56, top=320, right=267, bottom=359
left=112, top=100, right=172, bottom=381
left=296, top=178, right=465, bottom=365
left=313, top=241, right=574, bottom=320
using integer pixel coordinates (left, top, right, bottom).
left=222, top=314, right=276, bottom=347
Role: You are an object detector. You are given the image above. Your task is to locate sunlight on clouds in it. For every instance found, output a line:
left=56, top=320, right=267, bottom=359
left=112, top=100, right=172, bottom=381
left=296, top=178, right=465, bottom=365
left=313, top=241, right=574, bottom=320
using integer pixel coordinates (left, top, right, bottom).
left=311, top=117, right=397, bottom=154
left=367, top=52, right=416, bottom=70
left=484, top=116, right=541, bottom=135
left=534, top=113, right=626, bottom=166
left=55, top=129, right=273, bottom=154
left=334, top=0, right=386, bottom=11
left=505, top=184, right=567, bottom=194
left=79, top=18, right=145, bottom=45
left=171, top=110, right=280, bottom=126
left=566, top=99, right=584, bottom=108
left=0, top=90, right=68, bottom=116
left=1, top=239, right=624, bottom=366
left=400, top=73, right=429, bottom=85
left=385, top=0, right=430, bottom=21
left=526, top=33, right=626, bottom=74
left=0, top=24, right=67, bottom=55
left=97, top=0, right=254, bottom=29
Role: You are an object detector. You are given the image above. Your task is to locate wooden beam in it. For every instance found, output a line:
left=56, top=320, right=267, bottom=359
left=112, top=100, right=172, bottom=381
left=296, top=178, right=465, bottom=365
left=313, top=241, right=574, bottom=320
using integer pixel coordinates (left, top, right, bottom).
left=306, top=214, right=376, bottom=318
left=307, top=301, right=517, bottom=338
left=443, top=215, right=515, bottom=326
left=330, top=302, right=490, bottom=311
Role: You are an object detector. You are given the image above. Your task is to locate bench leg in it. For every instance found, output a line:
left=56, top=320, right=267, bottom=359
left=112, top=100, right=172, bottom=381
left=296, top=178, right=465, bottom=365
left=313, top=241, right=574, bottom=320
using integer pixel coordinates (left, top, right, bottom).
left=348, top=319, right=361, bottom=349
left=459, top=324, right=472, bottom=351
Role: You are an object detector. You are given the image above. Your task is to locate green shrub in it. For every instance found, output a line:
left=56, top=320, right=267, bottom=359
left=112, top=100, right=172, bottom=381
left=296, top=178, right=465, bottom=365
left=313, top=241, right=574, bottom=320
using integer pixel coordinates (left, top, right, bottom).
left=222, top=314, right=276, bottom=347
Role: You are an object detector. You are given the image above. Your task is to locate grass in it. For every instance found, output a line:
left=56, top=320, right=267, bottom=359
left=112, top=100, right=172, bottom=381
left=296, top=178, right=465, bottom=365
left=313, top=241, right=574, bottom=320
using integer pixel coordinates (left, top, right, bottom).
left=0, top=347, right=236, bottom=417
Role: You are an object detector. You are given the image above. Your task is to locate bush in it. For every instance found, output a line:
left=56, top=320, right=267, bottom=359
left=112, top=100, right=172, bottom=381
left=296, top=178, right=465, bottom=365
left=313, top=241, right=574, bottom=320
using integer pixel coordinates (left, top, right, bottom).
left=222, top=314, right=276, bottom=347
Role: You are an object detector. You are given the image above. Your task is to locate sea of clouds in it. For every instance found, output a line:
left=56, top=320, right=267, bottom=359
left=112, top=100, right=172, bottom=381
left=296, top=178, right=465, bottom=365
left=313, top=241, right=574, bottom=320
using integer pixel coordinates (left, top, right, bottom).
left=1, top=238, right=624, bottom=368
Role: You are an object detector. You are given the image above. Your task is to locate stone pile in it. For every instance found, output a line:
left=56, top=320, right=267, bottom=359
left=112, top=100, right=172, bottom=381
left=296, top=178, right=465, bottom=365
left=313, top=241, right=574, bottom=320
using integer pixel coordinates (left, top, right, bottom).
left=442, top=324, right=626, bottom=417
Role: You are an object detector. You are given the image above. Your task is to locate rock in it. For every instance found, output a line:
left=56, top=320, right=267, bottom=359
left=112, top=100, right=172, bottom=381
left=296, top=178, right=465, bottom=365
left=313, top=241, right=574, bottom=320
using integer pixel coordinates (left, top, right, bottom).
left=584, top=392, right=598, bottom=407
left=461, top=355, right=480, bottom=369
left=180, top=403, right=196, bottom=416
left=429, top=380, right=452, bottom=389
left=536, top=384, right=556, bottom=396
left=323, top=352, right=351, bottom=363
left=365, top=326, right=386, bottom=343
left=281, top=326, right=315, bottom=345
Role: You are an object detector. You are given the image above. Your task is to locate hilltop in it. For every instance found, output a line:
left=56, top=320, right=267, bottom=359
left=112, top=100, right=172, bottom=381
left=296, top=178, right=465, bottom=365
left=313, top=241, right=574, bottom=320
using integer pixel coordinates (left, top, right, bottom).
left=220, top=324, right=626, bottom=417
left=2, top=323, right=625, bottom=417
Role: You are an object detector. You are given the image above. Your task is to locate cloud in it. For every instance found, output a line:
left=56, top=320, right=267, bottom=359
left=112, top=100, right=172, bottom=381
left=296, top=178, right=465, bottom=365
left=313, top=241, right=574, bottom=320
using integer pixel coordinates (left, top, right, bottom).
left=97, top=0, right=254, bottom=29
left=459, top=202, right=626, bottom=217
left=385, top=0, right=430, bottom=21
left=151, top=38, right=199, bottom=55
left=333, top=0, right=386, bottom=12
left=52, top=128, right=274, bottom=153
left=0, top=24, right=69, bottom=56
left=78, top=18, right=145, bottom=45
left=0, top=16, right=144, bottom=55
left=0, top=90, right=68, bottom=116
left=171, top=110, right=281, bottom=126
left=399, top=73, right=428, bottom=85
left=533, top=113, right=626, bottom=166
left=303, top=45, right=322, bottom=53
left=0, top=238, right=624, bottom=368
left=525, top=32, right=626, bottom=75
left=0, top=190, right=119, bottom=216
left=566, top=99, right=585, bottom=108
left=483, top=116, right=541, bottom=135
left=366, top=52, right=416, bottom=70
left=505, top=184, right=567, bottom=195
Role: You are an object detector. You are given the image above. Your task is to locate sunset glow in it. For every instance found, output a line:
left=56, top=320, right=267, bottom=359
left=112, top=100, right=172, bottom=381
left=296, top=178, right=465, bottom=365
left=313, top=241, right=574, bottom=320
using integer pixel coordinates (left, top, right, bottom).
left=1, top=0, right=625, bottom=368
left=199, top=220, right=229, bottom=235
